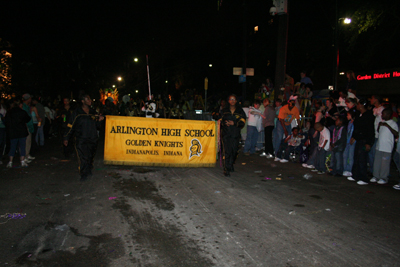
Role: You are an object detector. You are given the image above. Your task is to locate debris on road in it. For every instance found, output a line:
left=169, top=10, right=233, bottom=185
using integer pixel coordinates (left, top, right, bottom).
left=109, top=197, right=117, bottom=200
left=303, top=174, right=312, bottom=179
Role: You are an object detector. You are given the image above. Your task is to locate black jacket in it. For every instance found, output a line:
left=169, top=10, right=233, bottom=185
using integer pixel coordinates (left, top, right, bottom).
left=352, top=109, right=375, bottom=146
left=5, top=106, right=31, bottom=139
left=64, top=106, right=101, bottom=142
left=220, top=107, right=246, bottom=138
left=332, top=125, right=347, bottom=152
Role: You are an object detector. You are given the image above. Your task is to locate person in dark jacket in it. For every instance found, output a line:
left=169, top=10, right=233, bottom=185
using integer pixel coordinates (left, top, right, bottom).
left=220, top=94, right=246, bottom=177
left=347, top=99, right=375, bottom=185
left=5, top=98, right=32, bottom=168
left=328, top=116, right=347, bottom=176
left=63, top=93, right=104, bottom=181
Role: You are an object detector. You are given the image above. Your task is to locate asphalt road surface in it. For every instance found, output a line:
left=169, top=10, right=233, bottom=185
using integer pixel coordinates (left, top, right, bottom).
left=1, top=137, right=400, bottom=266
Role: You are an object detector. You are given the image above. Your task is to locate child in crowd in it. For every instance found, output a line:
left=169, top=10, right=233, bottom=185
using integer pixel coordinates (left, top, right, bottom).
left=275, top=127, right=305, bottom=163
left=243, top=100, right=265, bottom=155
left=343, top=110, right=356, bottom=177
left=370, top=108, right=399, bottom=184
left=312, top=122, right=330, bottom=174
left=329, top=117, right=347, bottom=176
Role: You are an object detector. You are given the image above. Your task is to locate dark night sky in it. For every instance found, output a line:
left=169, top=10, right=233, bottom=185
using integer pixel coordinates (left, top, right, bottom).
left=1, top=0, right=398, bottom=99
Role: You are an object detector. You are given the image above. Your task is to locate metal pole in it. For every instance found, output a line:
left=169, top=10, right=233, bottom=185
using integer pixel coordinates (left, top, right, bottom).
left=146, top=55, right=152, bottom=99
left=274, top=13, right=288, bottom=99
left=334, top=0, right=338, bottom=91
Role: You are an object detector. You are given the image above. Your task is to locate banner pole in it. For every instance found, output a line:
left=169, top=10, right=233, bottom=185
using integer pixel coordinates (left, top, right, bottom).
left=146, top=55, right=152, bottom=99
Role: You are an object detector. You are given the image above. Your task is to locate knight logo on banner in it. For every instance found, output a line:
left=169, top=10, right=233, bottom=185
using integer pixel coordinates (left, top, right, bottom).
left=189, top=139, right=202, bottom=160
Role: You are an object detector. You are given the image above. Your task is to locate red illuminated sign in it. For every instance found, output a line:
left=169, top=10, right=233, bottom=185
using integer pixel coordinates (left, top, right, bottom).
left=357, top=71, right=400, bottom=81
left=357, top=75, right=371, bottom=80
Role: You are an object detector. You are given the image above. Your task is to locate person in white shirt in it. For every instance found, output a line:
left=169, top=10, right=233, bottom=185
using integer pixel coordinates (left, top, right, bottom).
left=370, top=108, right=399, bottom=184
left=312, top=122, right=330, bottom=174
left=243, top=100, right=265, bottom=155
left=368, top=95, right=385, bottom=174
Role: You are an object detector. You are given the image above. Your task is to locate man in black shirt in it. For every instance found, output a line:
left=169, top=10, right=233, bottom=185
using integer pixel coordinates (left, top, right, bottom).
left=64, top=94, right=104, bottom=181
left=347, top=99, right=375, bottom=185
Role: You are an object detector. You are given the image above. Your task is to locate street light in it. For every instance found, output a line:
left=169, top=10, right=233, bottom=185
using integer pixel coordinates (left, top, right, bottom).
left=209, top=64, right=213, bottom=68
left=117, top=76, right=122, bottom=81
left=135, top=90, right=138, bottom=93
left=343, top=18, right=351, bottom=24
left=134, top=57, right=138, bottom=62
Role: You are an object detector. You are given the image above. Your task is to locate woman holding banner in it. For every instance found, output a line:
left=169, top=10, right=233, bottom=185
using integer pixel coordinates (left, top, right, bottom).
left=220, top=94, right=246, bottom=177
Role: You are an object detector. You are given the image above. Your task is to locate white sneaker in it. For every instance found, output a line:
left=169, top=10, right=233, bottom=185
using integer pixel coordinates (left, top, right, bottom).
left=6, top=162, right=12, bottom=168
left=357, top=180, right=368, bottom=185
left=259, top=152, right=267, bottom=157
left=370, top=177, right=377, bottom=183
left=27, top=155, right=35, bottom=160
left=280, top=159, right=289, bottom=163
left=24, top=159, right=32, bottom=163
left=21, top=160, right=29, bottom=167
left=377, top=179, right=387, bottom=185
left=302, top=163, right=308, bottom=168
left=317, top=171, right=325, bottom=174
left=274, top=157, right=281, bottom=162
left=266, top=154, right=274, bottom=159
left=306, top=165, right=315, bottom=169
left=393, top=184, right=400, bottom=190
left=311, top=169, right=318, bottom=172
left=347, top=177, right=355, bottom=181
left=342, top=171, right=352, bottom=177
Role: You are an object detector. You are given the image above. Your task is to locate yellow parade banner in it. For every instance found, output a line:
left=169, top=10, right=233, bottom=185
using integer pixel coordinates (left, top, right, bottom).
left=104, top=116, right=217, bottom=167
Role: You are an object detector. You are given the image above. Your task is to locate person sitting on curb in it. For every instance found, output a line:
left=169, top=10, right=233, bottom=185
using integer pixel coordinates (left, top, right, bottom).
left=275, top=127, right=304, bottom=163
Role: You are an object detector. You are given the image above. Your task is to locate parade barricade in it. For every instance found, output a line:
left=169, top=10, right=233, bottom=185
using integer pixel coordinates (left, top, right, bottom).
left=104, top=116, right=217, bottom=167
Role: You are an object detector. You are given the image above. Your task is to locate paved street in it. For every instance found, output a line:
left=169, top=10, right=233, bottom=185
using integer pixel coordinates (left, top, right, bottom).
left=1, top=137, right=400, bottom=266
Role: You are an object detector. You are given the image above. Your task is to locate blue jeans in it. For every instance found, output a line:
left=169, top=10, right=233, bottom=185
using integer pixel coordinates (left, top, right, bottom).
left=343, top=142, right=356, bottom=173
left=315, top=148, right=327, bottom=172
left=331, top=151, right=344, bottom=175
left=273, top=122, right=291, bottom=155
left=35, top=126, right=45, bottom=146
left=243, top=126, right=259, bottom=154
left=9, top=137, right=27, bottom=157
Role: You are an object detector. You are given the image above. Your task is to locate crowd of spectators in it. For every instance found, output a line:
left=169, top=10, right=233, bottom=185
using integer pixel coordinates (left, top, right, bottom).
left=239, top=75, right=400, bottom=191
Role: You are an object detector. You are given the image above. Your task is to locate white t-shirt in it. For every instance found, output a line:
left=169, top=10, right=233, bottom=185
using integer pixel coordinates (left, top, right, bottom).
left=376, top=119, right=398, bottom=153
left=319, top=127, right=331, bottom=151
left=373, top=105, right=385, bottom=138
left=247, top=106, right=262, bottom=127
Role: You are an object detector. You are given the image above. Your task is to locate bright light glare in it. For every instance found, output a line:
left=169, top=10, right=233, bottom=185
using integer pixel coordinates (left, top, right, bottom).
left=209, top=64, right=212, bottom=67
left=254, top=26, right=259, bottom=32
left=117, top=76, right=122, bottom=81
left=165, top=80, right=168, bottom=84
left=344, top=18, right=351, bottom=24
left=134, top=58, right=138, bottom=62
left=135, top=90, right=138, bottom=93
left=339, top=72, right=345, bottom=75
left=112, top=85, right=116, bottom=88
